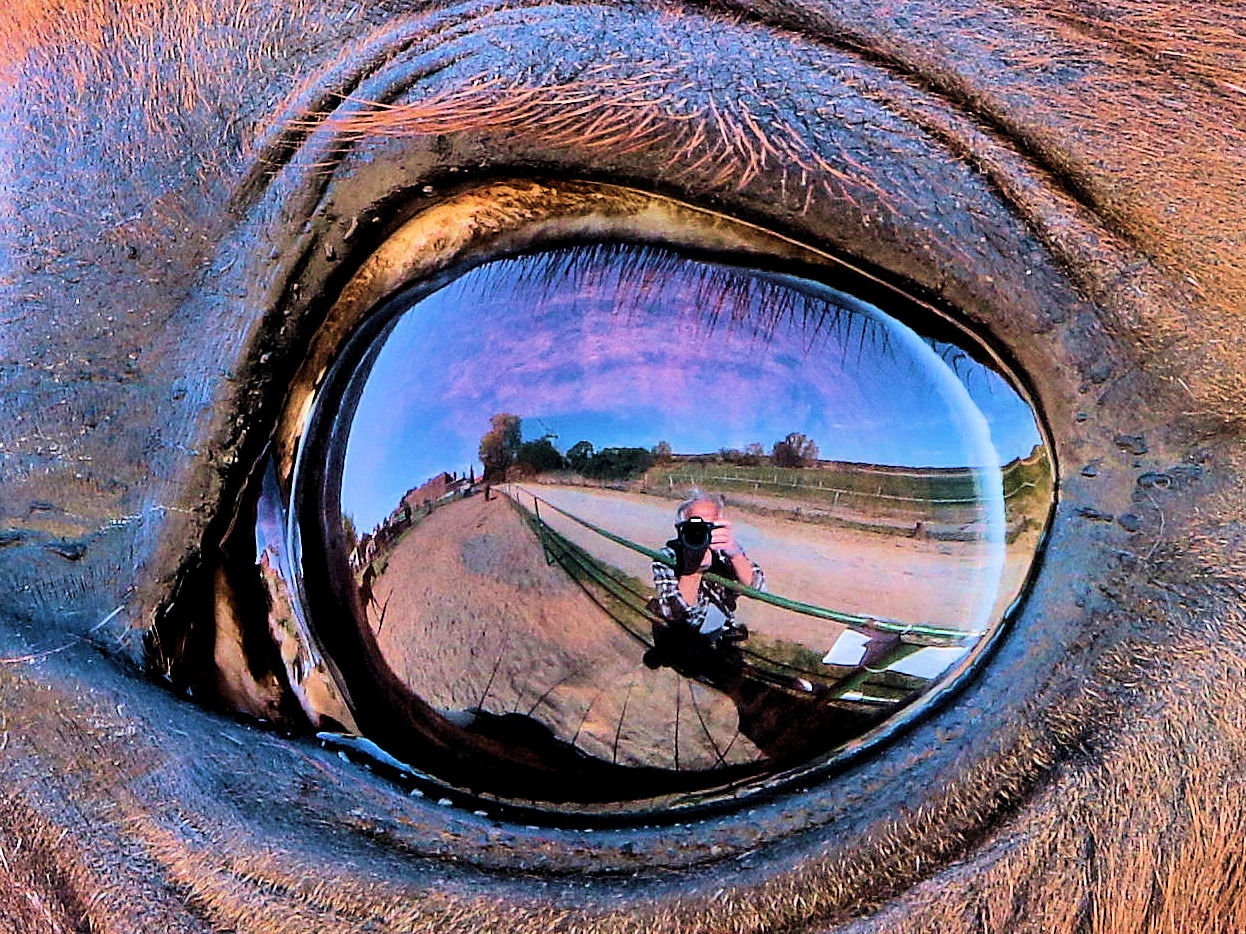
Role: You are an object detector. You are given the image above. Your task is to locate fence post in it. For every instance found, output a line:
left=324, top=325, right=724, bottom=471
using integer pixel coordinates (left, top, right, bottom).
left=533, top=496, right=554, bottom=566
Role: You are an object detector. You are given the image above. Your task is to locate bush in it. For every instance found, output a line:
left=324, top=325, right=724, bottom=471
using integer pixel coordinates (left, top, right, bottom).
left=579, top=446, right=655, bottom=480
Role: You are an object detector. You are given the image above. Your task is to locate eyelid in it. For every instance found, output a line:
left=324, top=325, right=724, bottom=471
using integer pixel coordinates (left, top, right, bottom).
left=255, top=3, right=1088, bottom=333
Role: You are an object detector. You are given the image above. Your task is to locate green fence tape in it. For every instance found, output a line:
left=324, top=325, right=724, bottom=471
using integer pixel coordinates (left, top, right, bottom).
left=509, top=486, right=980, bottom=647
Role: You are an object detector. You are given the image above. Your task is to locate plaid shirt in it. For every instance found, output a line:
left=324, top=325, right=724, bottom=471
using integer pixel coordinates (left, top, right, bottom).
left=651, top=545, right=765, bottom=632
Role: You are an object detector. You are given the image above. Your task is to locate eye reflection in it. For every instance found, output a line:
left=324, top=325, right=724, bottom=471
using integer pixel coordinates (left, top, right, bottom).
left=297, top=242, right=1052, bottom=810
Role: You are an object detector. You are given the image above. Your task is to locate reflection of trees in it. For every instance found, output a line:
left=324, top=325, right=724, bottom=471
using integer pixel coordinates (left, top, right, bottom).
left=516, top=437, right=564, bottom=472
left=486, top=414, right=835, bottom=485
left=565, top=441, right=655, bottom=480
left=563, top=434, right=823, bottom=480
left=566, top=440, right=594, bottom=472
left=341, top=513, right=359, bottom=549
left=482, top=416, right=568, bottom=475
left=771, top=432, right=820, bottom=468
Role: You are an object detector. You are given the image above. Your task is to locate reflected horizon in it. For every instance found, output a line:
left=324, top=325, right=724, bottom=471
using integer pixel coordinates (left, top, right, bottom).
left=342, top=243, right=1040, bottom=535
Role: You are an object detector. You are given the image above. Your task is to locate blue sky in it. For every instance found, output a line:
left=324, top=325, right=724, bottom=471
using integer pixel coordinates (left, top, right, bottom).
left=339, top=246, right=1042, bottom=531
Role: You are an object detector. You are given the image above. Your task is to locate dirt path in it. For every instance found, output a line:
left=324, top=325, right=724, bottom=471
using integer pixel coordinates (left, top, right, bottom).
left=368, top=493, right=760, bottom=772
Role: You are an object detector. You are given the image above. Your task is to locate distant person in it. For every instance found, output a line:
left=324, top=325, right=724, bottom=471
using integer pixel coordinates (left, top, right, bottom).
left=646, top=491, right=764, bottom=668
left=358, top=562, right=380, bottom=614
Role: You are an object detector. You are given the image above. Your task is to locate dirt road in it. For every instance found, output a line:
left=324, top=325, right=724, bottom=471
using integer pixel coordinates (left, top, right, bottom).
left=368, top=493, right=760, bottom=772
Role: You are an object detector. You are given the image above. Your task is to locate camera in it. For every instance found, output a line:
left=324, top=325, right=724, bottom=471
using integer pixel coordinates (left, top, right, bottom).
left=676, top=516, right=718, bottom=551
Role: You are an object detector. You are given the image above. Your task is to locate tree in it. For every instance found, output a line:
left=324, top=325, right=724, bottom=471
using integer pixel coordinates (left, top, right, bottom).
left=566, top=440, right=595, bottom=473
left=340, top=513, right=358, bottom=548
left=479, top=413, right=522, bottom=480
left=583, top=446, right=654, bottom=480
left=772, top=431, right=820, bottom=468
left=651, top=440, right=673, bottom=463
left=516, top=437, right=565, bottom=473
left=742, top=442, right=766, bottom=466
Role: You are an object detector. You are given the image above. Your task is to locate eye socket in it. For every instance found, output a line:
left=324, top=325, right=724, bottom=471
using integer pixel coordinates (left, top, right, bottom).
left=165, top=181, right=1054, bottom=823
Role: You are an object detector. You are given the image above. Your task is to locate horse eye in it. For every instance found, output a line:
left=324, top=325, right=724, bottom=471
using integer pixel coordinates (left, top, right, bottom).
left=235, top=238, right=1051, bottom=818
left=164, top=185, right=1055, bottom=821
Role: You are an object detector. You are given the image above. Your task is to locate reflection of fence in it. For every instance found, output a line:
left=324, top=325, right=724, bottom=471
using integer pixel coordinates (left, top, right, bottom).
left=502, top=485, right=980, bottom=707
left=512, top=486, right=980, bottom=649
left=513, top=495, right=655, bottom=648
left=644, top=451, right=1053, bottom=520
left=649, top=471, right=1039, bottom=508
left=353, top=487, right=474, bottom=572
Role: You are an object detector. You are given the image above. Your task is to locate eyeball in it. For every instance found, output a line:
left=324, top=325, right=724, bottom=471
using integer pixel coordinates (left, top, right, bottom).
left=277, top=238, right=1053, bottom=817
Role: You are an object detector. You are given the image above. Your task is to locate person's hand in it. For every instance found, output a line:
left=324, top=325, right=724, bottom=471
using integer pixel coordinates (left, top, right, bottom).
left=711, top=521, right=744, bottom=557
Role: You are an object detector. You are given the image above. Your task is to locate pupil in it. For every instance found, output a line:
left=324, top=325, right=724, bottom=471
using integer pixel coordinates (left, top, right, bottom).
left=298, top=242, right=1052, bottom=811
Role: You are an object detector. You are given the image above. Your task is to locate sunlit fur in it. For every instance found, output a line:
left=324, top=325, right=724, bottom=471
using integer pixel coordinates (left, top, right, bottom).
left=1, top=0, right=1244, bottom=931
left=3, top=599, right=1246, bottom=931
left=319, top=73, right=860, bottom=202
left=307, top=7, right=1246, bottom=426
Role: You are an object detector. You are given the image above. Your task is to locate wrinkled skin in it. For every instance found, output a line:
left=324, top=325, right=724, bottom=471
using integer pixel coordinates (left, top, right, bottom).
left=1, top=0, right=1244, bottom=931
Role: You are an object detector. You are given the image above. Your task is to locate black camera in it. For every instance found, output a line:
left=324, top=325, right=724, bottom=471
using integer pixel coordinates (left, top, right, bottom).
left=676, top=516, right=718, bottom=551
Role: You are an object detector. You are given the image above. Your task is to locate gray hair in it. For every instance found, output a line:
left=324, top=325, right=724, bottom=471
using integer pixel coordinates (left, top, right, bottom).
left=675, top=488, right=726, bottom=522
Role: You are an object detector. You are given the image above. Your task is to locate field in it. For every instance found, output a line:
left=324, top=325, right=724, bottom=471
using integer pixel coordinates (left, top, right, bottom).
left=639, top=447, right=1053, bottom=542
left=518, top=446, right=1053, bottom=550
left=514, top=480, right=1039, bottom=638
left=354, top=444, right=1050, bottom=775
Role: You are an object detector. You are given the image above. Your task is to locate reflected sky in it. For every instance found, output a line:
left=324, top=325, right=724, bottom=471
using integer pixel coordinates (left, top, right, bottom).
left=342, top=244, right=1040, bottom=531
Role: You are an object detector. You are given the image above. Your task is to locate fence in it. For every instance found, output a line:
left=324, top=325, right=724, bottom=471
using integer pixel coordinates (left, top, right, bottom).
left=511, top=485, right=981, bottom=649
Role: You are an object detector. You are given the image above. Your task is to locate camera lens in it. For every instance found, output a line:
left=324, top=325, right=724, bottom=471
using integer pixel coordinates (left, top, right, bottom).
left=679, top=518, right=713, bottom=550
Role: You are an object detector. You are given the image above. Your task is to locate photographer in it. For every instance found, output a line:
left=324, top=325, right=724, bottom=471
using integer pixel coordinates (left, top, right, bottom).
left=649, top=491, right=765, bottom=655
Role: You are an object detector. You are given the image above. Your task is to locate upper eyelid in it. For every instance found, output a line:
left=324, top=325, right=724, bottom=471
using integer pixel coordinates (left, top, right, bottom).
left=254, top=4, right=984, bottom=208
left=238, top=3, right=1098, bottom=359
